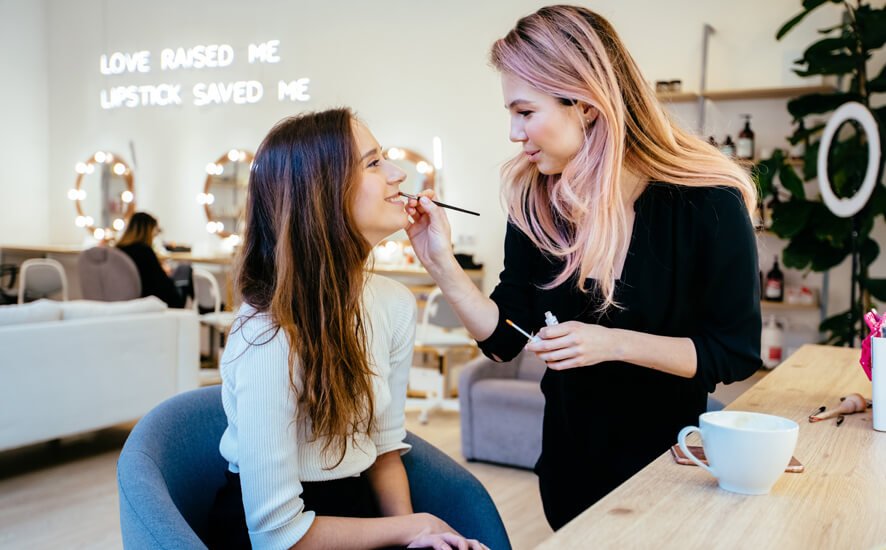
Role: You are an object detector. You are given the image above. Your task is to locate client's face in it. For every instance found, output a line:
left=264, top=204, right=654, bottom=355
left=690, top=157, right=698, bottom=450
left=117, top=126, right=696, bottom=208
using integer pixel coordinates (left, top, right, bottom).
left=351, top=122, right=408, bottom=245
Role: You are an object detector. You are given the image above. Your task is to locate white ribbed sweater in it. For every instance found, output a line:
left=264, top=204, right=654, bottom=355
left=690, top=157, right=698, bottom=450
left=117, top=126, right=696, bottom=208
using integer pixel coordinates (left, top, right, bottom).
left=218, top=275, right=417, bottom=550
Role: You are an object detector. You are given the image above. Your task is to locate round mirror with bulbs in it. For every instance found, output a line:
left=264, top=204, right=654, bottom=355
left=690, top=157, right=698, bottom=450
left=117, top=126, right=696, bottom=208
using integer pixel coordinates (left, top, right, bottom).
left=69, top=151, right=136, bottom=241
left=383, top=147, right=435, bottom=195
left=197, top=148, right=253, bottom=241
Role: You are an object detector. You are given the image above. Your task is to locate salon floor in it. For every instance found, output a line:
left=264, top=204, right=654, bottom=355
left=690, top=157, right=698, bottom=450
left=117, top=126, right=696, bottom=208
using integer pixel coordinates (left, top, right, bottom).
left=0, top=374, right=763, bottom=549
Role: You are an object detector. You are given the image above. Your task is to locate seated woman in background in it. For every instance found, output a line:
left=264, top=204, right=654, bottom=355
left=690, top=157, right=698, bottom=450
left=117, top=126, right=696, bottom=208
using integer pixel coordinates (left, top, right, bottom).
left=116, top=212, right=188, bottom=308
left=208, top=109, right=485, bottom=549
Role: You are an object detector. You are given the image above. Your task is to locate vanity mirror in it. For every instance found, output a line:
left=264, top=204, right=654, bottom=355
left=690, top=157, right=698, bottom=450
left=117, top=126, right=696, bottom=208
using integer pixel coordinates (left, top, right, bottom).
left=69, top=151, right=135, bottom=240
left=197, top=148, right=254, bottom=241
left=383, top=147, right=435, bottom=195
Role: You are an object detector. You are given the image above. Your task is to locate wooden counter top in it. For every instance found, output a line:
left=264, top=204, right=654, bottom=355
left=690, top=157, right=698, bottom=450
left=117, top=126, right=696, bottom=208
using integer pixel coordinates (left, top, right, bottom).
left=538, top=344, right=885, bottom=549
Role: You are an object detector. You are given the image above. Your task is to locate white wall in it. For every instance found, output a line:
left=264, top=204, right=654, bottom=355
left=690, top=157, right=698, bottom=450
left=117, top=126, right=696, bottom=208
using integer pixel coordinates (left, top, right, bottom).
left=0, top=0, right=49, bottom=245
left=17, top=0, right=884, bottom=326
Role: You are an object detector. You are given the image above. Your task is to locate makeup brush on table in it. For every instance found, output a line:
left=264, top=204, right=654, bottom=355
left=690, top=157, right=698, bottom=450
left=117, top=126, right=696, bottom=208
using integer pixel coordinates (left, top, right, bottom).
left=808, top=393, right=869, bottom=422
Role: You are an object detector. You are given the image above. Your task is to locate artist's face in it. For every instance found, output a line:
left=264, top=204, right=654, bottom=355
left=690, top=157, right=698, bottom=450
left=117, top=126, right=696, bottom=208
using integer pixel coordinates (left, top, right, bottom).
left=351, top=121, right=408, bottom=245
left=501, top=72, right=595, bottom=175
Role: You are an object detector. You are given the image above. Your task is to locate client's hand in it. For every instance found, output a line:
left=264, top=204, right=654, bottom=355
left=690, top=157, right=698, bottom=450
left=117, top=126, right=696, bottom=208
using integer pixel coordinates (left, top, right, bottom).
left=406, top=513, right=488, bottom=550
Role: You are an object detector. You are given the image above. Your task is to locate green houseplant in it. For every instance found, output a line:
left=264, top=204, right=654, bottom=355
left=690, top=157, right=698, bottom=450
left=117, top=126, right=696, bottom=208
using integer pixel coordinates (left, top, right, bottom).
left=757, top=0, right=885, bottom=345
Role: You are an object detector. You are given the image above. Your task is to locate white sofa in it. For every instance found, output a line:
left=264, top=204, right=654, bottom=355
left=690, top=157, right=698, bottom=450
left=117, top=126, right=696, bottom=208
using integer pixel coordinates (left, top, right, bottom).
left=0, top=297, right=199, bottom=452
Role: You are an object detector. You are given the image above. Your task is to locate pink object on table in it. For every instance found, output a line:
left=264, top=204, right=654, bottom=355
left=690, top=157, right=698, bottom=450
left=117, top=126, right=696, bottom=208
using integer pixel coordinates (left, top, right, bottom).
left=860, top=310, right=882, bottom=381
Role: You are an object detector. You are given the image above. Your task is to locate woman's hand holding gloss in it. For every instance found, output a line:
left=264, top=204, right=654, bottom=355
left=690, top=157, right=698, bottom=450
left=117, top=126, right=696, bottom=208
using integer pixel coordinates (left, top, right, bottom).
left=525, top=321, right=615, bottom=370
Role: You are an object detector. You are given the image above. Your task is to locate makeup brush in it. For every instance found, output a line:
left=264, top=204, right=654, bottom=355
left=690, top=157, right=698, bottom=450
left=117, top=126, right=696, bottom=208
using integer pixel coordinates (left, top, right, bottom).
left=399, top=192, right=480, bottom=216
left=808, top=393, right=869, bottom=422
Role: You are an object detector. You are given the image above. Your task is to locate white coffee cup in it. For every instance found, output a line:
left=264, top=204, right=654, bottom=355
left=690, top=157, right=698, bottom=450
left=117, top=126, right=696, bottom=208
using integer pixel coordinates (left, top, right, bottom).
left=677, top=411, right=799, bottom=495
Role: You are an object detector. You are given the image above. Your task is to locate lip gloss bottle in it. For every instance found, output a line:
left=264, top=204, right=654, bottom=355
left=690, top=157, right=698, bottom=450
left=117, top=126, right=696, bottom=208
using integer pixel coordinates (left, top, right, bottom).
left=544, top=311, right=559, bottom=327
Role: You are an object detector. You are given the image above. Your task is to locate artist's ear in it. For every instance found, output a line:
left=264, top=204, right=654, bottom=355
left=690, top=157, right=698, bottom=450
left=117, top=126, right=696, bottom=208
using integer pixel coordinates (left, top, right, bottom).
left=581, top=103, right=599, bottom=126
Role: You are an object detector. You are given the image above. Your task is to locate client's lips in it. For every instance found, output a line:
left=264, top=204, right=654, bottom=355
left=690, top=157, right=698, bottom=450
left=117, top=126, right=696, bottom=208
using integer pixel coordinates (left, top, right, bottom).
left=384, top=192, right=404, bottom=203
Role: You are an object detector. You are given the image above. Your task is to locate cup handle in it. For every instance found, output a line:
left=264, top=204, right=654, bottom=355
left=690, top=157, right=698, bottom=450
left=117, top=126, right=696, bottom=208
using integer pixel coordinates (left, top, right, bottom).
left=677, top=426, right=714, bottom=476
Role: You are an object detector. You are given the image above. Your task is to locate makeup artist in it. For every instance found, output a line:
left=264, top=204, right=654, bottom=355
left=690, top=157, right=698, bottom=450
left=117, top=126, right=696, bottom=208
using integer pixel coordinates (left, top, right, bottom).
left=406, top=5, right=762, bottom=531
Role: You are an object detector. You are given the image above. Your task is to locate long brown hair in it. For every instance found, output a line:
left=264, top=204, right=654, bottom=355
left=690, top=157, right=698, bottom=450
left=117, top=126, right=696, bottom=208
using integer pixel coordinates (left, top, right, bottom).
left=236, top=108, right=375, bottom=466
left=491, top=5, right=756, bottom=311
left=116, top=212, right=158, bottom=247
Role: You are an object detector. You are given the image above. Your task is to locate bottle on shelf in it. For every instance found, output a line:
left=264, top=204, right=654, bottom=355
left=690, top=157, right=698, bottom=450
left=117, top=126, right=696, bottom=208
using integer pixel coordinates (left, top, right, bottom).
left=761, top=315, right=784, bottom=369
left=737, top=114, right=755, bottom=161
left=764, top=255, right=784, bottom=302
left=719, top=135, right=736, bottom=158
left=707, top=136, right=718, bottom=148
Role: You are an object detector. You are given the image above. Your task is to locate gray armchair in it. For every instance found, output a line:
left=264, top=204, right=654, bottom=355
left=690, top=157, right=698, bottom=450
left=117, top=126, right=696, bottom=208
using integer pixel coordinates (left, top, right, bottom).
left=459, top=350, right=545, bottom=470
left=77, top=247, right=140, bottom=301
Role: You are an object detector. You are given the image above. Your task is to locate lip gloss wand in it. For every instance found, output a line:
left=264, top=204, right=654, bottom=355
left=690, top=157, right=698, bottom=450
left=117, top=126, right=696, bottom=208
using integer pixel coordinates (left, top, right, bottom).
left=506, top=319, right=540, bottom=344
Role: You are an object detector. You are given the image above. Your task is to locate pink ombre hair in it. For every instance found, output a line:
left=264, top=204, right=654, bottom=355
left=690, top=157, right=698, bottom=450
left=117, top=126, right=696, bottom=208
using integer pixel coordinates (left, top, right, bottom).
left=491, top=5, right=756, bottom=311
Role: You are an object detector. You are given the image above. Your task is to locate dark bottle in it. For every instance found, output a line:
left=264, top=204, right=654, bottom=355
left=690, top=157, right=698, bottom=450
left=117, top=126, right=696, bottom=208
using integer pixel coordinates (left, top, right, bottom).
left=737, top=114, right=755, bottom=160
left=720, top=135, right=736, bottom=158
left=764, top=255, right=784, bottom=302
left=708, top=136, right=718, bottom=148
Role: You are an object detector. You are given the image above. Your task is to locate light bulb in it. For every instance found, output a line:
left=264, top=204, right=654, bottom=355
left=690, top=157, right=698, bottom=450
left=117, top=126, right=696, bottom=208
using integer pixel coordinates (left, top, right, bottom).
left=416, top=161, right=431, bottom=174
left=84, top=216, right=94, bottom=226
left=94, top=152, right=106, bottom=163
left=67, top=189, right=79, bottom=200
left=205, top=193, right=215, bottom=205
left=205, top=163, right=217, bottom=174
left=75, top=162, right=87, bottom=174
left=93, top=228, right=106, bottom=240
left=121, top=190, right=133, bottom=203
left=85, top=164, right=95, bottom=174
left=75, top=216, right=87, bottom=227
left=113, top=163, right=126, bottom=175
left=228, top=149, right=239, bottom=162
left=206, top=221, right=218, bottom=233
left=78, top=190, right=88, bottom=200
left=113, top=218, right=125, bottom=231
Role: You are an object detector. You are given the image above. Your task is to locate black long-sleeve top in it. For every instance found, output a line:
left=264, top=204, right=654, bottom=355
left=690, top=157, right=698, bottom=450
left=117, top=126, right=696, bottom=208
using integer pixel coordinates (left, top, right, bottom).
left=118, top=243, right=185, bottom=308
left=478, top=183, right=762, bottom=503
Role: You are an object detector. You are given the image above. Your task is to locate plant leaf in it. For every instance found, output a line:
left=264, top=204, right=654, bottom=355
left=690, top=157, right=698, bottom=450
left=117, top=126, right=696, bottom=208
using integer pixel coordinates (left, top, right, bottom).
left=865, top=277, right=886, bottom=302
left=777, top=9, right=813, bottom=40
left=811, top=203, right=852, bottom=247
left=802, top=36, right=852, bottom=58
left=770, top=200, right=814, bottom=238
left=803, top=142, right=820, bottom=180
left=794, top=52, right=860, bottom=77
left=861, top=238, right=880, bottom=270
left=856, top=5, right=886, bottom=50
left=779, top=163, right=806, bottom=199
left=788, top=122, right=825, bottom=145
left=787, top=93, right=862, bottom=119
left=753, top=151, right=784, bottom=198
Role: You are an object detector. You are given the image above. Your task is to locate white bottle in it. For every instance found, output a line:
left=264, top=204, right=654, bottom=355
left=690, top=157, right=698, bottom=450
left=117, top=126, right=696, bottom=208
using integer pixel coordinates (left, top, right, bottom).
left=761, top=315, right=784, bottom=369
left=544, top=311, right=559, bottom=326
left=873, top=337, right=886, bottom=431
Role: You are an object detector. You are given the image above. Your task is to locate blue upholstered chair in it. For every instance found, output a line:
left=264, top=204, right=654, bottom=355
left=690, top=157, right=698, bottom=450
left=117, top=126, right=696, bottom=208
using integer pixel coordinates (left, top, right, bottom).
left=117, top=385, right=511, bottom=549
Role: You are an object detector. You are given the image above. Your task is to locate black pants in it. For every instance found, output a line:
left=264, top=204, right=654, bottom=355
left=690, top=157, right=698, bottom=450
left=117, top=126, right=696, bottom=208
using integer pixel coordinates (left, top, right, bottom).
left=207, top=470, right=384, bottom=549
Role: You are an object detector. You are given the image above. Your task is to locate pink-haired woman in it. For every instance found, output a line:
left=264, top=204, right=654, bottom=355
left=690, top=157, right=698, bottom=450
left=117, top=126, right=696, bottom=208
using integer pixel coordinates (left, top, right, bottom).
left=406, top=5, right=762, bottom=530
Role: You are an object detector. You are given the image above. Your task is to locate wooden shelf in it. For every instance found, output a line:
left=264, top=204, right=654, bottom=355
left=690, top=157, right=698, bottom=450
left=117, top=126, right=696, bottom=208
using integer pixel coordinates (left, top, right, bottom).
left=761, top=300, right=819, bottom=311
left=656, top=91, right=699, bottom=103
left=704, top=85, right=836, bottom=101
left=655, top=84, right=837, bottom=104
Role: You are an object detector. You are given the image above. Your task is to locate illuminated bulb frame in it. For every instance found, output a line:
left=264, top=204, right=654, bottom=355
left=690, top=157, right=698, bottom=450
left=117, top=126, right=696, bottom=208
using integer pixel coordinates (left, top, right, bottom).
left=203, top=149, right=254, bottom=239
left=73, top=151, right=136, bottom=238
left=382, top=146, right=435, bottom=191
